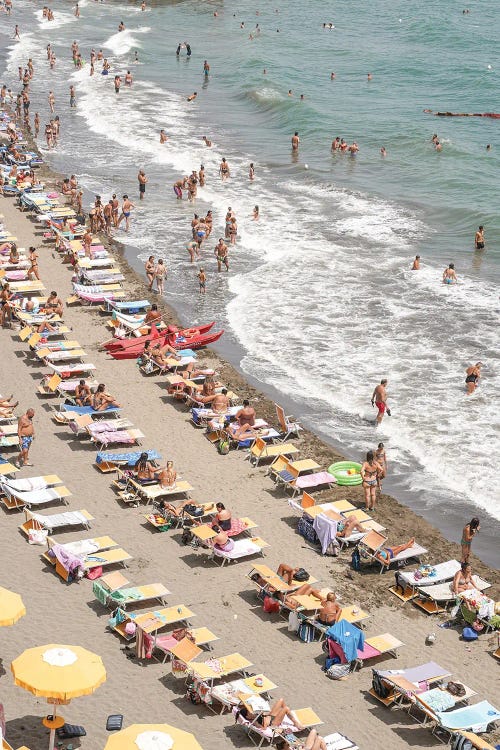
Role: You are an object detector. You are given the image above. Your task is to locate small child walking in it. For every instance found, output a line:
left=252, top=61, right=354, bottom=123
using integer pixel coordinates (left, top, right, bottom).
left=198, top=267, right=206, bottom=294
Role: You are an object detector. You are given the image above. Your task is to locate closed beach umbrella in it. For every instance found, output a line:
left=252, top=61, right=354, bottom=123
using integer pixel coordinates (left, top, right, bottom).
left=11, top=644, right=106, bottom=750
left=104, top=724, right=203, bottom=750
left=0, top=587, right=26, bottom=627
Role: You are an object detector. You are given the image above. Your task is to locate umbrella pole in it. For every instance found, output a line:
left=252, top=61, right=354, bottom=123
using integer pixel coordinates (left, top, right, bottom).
left=48, top=705, right=57, bottom=750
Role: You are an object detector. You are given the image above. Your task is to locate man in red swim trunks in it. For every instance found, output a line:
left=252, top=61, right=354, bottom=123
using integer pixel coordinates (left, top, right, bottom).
left=371, top=379, right=390, bottom=425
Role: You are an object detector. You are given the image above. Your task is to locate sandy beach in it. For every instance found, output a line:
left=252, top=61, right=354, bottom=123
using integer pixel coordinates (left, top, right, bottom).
left=0, top=184, right=499, bottom=750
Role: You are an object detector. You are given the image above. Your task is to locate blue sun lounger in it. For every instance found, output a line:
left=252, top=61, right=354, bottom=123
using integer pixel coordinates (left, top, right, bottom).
left=433, top=700, right=500, bottom=735
left=105, top=299, right=151, bottom=313
left=95, top=449, right=161, bottom=466
left=59, top=404, right=121, bottom=417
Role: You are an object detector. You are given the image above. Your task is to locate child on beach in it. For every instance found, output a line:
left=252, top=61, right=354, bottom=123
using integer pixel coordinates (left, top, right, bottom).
left=375, top=442, right=387, bottom=481
left=198, top=267, right=206, bottom=294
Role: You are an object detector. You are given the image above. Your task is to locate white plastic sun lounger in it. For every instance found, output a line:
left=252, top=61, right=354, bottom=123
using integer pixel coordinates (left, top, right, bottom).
left=20, top=507, right=93, bottom=535
left=212, top=538, right=268, bottom=566
left=414, top=576, right=491, bottom=614
left=0, top=474, right=62, bottom=493
left=46, top=362, right=97, bottom=377
left=0, top=483, right=71, bottom=510
left=390, top=560, right=462, bottom=602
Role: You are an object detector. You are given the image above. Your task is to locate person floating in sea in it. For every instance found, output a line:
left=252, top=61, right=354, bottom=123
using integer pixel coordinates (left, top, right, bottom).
left=465, top=362, right=482, bottom=395
left=442, top=263, right=457, bottom=284
left=367, top=72, right=372, bottom=80
left=198, top=267, right=206, bottom=294
left=252, top=205, right=259, bottom=221
left=202, top=135, right=212, bottom=147
left=380, top=147, right=387, bottom=157
left=118, top=20, right=125, bottom=31
left=475, top=225, right=485, bottom=249
left=160, top=129, right=169, bottom=143
left=411, top=255, right=420, bottom=270
left=187, top=91, right=197, bottom=102
left=291, top=131, right=300, bottom=150
left=461, top=517, right=480, bottom=562
left=371, top=378, right=390, bottom=425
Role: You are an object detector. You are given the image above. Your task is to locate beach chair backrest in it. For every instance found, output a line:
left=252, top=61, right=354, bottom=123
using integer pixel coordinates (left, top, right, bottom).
left=251, top=437, right=266, bottom=457
left=75, top=414, right=94, bottom=428
left=287, top=463, right=300, bottom=481
left=275, top=404, right=287, bottom=433
left=19, top=326, right=33, bottom=341
left=301, top=492, right=315, bottom=510
left=28, top=332, right=41, bottom=348
left=270, top=455, right=287, bottom=474
left=101, top=570, right=130, bottom=592
left=361, top=530, right=387, bottom=552
left=46, top=374, right=61, bottom=392
left=170, top=637, right=203, bottom=664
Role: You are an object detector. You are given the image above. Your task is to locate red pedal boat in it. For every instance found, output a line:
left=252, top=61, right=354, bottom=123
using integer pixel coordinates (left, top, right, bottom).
left=107, top=323, right=223, bottom=359
left=104, top=322, right=214, bottom=353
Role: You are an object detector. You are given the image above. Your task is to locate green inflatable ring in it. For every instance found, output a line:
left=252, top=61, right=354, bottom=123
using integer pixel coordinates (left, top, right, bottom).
left=328, top=460, right=362, bottom=486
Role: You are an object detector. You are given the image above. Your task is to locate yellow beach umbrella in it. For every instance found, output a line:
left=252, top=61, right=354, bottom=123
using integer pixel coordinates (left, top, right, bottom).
left=104, top=724, right=203, bottom=750
left=11, top=644, right=106, bottom=750
left=0, top=587, right=26, bottom=627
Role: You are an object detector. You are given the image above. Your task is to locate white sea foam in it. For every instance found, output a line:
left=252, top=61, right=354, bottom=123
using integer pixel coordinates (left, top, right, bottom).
left=103, top=27, right=150, bottom=56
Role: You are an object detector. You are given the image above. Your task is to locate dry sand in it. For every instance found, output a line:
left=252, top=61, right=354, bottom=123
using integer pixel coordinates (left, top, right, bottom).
left=0, top=193, right=498, bottom=750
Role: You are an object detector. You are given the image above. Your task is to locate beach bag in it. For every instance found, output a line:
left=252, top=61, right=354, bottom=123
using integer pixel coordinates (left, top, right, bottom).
left=294, top=568, right=309, bottom=582
left=217, top=438, right=230, bottom=455
left=450, top=733, right=473, bottom=750
left=462, top=627, right=478, bottom=641
left=297, top=516, right=318, bottom=544
left=288, top=610, right=299, bottom=632
left=263, top=596, right=280, bottom=614
left=372, top=670, right=390, bottom=699
left=184, top=504, right=203, bottom=517
left=87, top=566, right=102, bottom=580
left=297, top=622, right=314, bottom=643
left=351, top=547, right=361, bottom=572
left=181, top=527, right=193, bottom=545
left=325, top=656, right=340, bottom=670
left=447, top=681, right=466, bottom=698
left=326, top=662, right=351, bottom=680
left=28, top=528, right=48, bottom=545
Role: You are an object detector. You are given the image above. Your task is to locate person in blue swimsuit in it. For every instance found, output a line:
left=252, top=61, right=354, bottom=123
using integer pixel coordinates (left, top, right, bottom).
left=375, top=538, right=415, bottom=566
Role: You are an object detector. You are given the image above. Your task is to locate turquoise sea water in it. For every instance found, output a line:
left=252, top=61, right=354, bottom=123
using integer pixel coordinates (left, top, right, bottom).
left=1, top=0, right=499, bottom=564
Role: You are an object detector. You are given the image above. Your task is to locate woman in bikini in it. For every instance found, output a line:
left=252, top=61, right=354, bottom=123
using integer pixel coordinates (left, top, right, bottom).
left=134, top=452, right=158, bottom=482
left=28, top=246, right=40, bottom=280
left=155, top=259, right=166, bottom=296
left=361, top=450, right=383, bottom=511
left=213, top=502, right=232, bottom=531
left=237, top=698, right=304, bottom=733
left=452, top=562, right=476, bottom=594
left=92, top=383, right=121, bottom=411
left=8, top=243, right=20, bottom=265
left=145, top=256, right=155, bottom=290
left=375, top=442, right=387, bottom=480
left=465, top=363, right=482, bottom=395
left=157, top=460, right=177, bottom=489
left=460, top=517, right=480, bottom=563
left=375, top=538, right=415, bottom=567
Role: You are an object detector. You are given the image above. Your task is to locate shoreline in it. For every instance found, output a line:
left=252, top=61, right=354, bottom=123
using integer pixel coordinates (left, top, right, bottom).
left=16, top=110, right=498, bottom=571
left=0, top=128, right=499, bottom=750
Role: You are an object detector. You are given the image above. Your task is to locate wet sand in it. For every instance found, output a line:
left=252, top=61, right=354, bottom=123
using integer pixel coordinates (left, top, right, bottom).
left=0, top=185, right=498, bottom=750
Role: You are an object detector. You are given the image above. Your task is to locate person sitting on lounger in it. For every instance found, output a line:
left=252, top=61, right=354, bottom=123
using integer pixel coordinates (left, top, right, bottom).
left=156, top=460, right=176, bottom=489
left=237, top=698, right=305, bottom=732
left=230, top=399, right=257, bottom=439
left=37, top=320, right=58, bottom=334
left=195, top=374, right=217, bottom=404
left=162, top=499, right=202, bottom=517
left=43, top=291, right=63, bottom=317
left=210, top=389, right=230, bottom=414
left=375, top=538, right=415, bottom=566
left=452, top=562, right=476, bottom=594
left=211, top=524, right=235, bottom=552
left=276, top=563, right=300, bottom=586
left=92, top=383, right=121, bottom=411
left=284, top=586, right=341, bottom=622
left=144, top=303, right=162, bottom=325
left=213, top=502, right=232, bottom=530
left=0, top=394, right=19, bottom=414
left=134, top=452, right=158, bottom=482
left=278, top=729, right=327, bottom=750
left=336, top=515, right=367, bottom=538
left=150, top=341, right=180, bottom=365
left=74, top=380, right=92, bottom=406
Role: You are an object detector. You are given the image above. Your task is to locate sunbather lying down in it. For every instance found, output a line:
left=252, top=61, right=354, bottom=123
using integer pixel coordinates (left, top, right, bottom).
left=237, top=698, right=305, bottom=732
left=0, top=394, right=18, bottom=415
left=375, top=538, right=415, bottom=566
left=336, top=515, right=366, bottom=538
left=277, top=729, right=327, bottom=750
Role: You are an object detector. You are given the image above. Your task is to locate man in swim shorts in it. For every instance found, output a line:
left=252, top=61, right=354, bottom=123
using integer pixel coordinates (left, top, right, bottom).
left=138, top=169, right=147, bottom=200
left=17, top=408, right=35, bottom=467
left=291, top=131, right=300, bottom=150
left=371, top=379, right=389, bottom=425
left=475, top=225, right=485, bottom=250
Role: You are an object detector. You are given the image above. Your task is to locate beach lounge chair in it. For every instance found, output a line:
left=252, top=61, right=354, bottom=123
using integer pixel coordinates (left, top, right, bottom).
left=354, top=633, right=405, bottom=668
left=247, top=437, right=300, bottom=466
left=32, top=340, right=82, bottom=358
left=414, top=699, right=500, bottom=739
left=115, top=470, right=193, bottom=504
left=95, top=448, right=161, bottom=473
left=325, top=621, right=403, bottom=673
left=3, top=279, right=45, bottom=295
left=247, top=564, right=319, bottom=602
left=0, top=458, right=19, bottom=476
left=225, top=421, right=281, bottom=450
left=191, top=517, right=258, bottom=547
left=452, top=731, right=498, bottom=750
left=109, top=604, right=195, bottom=640
left=209, top=673, right=278, bottom=714
left=369, top=661, right=453, bottom=707
left=275, top=403, right=303, bottom=441
left=92, top=571, right=169, bottom=609
left=358, top=530, right=428, bottom=573
left=45, top=536, right=131, bottom=580
left=54, top=403, right=121, bottom=423
left=0, top=482, right=71, bottom=510
left=38, top=348, right=87, bottom=364
left=235, top=705, right=322, bottom=747
left=389, top=559, right=462, bottom=602
left=413, top=576, right=491, bottom=615
left=0, top=474, right=62, bottom=492
left=274, top=458, right=336, bottom=497
left=212, top=537, right=269, bottom=566
left=267, top=456, right=320, bottom=482
left=46, top=361, right=97, bottom=378
left=188, top=652, right=253, bottom=686
left=43, top=534, right=118, bottom=564
left=153, top=627, right=219, bottom=664
left=19, top=507, right=93, bottom=538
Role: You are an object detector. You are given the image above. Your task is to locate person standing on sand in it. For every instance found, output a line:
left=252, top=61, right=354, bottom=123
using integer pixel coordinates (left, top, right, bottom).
left=361, top=450, right=383, bottom=511
left=117, top=195, right=135, bottom=232
left=155, top=258, right=166, bottom=295
left=371, top=379, right=390, bottom=425
left=17, top=408, right=35, bottom=467
left=291, top=131, right=300, bottom=150
left=138, top=169, right=147, bottom=200
left=475, top=225, right=485, bottom=249
left=145, top=256, right=155, bottom=290
left=461, top=517, right=480, bottom=563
